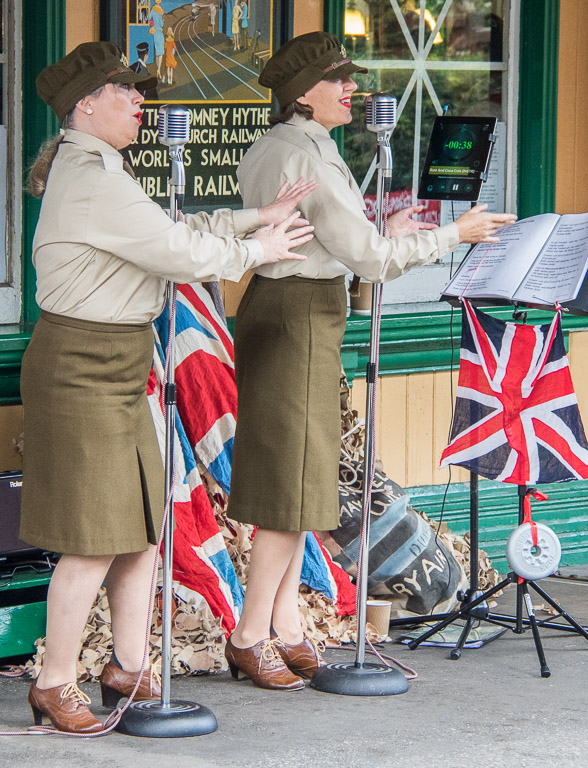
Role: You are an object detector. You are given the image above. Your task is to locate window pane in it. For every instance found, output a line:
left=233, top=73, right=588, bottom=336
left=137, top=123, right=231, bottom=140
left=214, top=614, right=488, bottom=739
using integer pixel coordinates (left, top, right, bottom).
left=344, top=0, right=507, bottom=196
left=428, top=68, right=503, bottom=119
left=348, top=0, right=504, bottom=62
left=343, top=0, right=509, bottom=305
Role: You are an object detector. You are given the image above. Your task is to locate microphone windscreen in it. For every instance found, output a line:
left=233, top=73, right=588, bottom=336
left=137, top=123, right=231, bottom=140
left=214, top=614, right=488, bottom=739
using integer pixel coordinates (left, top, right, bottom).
left=157, top=104, right=191, bottom=146
left=365, top=93, right=397, bottom=133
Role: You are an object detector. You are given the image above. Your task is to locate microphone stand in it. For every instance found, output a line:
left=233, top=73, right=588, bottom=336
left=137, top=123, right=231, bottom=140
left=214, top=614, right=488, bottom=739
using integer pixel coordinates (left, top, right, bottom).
left=311, top=129, right=408, bottom=696
left=117, top=129, right=218, bottom=737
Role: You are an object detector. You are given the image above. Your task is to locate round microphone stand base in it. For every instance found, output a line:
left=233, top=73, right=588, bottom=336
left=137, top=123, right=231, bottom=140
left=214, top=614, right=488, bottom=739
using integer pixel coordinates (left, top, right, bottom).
left=310, top=662, right=408, bottom=697
left=115, top=699, right=218, bottom=738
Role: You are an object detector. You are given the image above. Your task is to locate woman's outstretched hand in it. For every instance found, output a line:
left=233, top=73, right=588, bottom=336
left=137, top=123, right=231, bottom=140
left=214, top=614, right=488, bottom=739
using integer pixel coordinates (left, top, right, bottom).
left=252, top=212, right=313, bottom=264
left=385, top=205, right=438, bottom=238
left=258, top=177, right=317, bottom=229
left=456, top=204, right=517, bottom=243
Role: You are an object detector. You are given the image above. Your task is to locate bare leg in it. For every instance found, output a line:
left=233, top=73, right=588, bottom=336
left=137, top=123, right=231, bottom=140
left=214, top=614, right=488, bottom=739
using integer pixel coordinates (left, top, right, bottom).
left=271, top=532, right=307, bottom=644
left=37, top=554, right=113, bottom=689
left=231, top=528, right=303, bottom=648
left=104, top=544, right=158, bottom=672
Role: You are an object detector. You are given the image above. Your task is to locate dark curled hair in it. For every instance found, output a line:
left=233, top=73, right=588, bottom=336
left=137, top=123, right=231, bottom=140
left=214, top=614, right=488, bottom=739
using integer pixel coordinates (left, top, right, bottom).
left=269, top=100, right=314, bottom=126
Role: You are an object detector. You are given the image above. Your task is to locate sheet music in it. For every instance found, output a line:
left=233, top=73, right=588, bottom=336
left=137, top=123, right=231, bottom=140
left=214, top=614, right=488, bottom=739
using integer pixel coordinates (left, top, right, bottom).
left=443, top=214, right=559, bottom=298
left=513, top=213, right=588, bottom=303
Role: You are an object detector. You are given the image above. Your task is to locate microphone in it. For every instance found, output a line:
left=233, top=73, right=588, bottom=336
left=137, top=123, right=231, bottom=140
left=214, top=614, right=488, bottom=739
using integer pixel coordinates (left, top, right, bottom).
left=157, top=104, right=191, bottom=213
left=157, top=104, right=191, bottom=146
left=365, top=93, right=397, bottom=137
left=365, top=93, right=396, bottom=180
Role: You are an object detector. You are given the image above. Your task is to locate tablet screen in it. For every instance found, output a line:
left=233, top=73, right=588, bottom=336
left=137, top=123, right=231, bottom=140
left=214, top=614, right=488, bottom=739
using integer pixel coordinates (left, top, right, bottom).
left=418, top=116, right=497, bottom=202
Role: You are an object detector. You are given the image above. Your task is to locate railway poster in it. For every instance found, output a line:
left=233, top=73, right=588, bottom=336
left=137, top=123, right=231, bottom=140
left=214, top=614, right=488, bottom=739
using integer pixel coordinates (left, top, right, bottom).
left=124, top=0, right=273, bottom=209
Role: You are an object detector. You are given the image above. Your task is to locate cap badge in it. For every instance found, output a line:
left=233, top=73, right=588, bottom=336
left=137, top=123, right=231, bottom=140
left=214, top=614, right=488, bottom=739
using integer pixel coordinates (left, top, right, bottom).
left=340, top=44, right=347, bottom=57
left=120, top=52, right=130, bottom=67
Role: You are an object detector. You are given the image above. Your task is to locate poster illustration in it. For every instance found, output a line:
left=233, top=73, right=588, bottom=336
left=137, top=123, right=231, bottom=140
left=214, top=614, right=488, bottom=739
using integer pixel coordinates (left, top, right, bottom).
left=123, top=0, right=274, bottom=209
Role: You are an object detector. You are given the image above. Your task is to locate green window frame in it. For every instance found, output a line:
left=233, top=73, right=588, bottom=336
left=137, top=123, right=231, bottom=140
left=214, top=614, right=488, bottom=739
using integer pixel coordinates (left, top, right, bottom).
left=324, top=0, right=575, bottom=381
left=0, top=0, right=64, bottom=403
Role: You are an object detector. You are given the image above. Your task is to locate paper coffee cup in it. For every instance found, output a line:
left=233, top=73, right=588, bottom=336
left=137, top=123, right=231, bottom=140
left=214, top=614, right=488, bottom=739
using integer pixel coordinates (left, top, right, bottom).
left=349, top=281, right=373, bottom=316
left=365, top=600, right=392, bottom=636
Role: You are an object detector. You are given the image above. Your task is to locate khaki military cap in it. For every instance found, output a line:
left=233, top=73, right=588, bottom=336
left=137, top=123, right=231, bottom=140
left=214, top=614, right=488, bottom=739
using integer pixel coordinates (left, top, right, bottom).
left=259, top=31, right=367, bottom=109
left=36, top=41, right=158, bottom=123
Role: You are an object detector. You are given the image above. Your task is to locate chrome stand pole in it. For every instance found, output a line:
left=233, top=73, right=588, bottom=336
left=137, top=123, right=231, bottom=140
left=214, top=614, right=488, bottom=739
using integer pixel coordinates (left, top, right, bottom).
left=311, top=134, right=407, bottom=696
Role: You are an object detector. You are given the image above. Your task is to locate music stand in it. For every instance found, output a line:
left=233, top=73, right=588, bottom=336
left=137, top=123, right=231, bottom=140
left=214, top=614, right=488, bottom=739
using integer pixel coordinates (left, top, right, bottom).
left=384, top=114, right=499, bottom=638
left=388, top=116, right=588, bottom=673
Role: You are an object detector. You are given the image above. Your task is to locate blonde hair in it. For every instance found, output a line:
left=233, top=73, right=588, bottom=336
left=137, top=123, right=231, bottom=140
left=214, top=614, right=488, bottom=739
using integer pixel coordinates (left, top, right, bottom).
left=27, top=113, right=74, bottom=198
left=27, top=85, right=105, bottom=198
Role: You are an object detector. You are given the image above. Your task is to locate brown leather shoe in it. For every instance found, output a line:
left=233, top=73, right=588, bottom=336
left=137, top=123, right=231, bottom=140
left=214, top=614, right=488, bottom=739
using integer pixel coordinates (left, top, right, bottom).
left=225, top=636, right=305, bottom=691
left=273, top=636, right=327, bottom=678
left=99, top=659, right=162, bottom=709
left=28, top=680, right=103, bottom=733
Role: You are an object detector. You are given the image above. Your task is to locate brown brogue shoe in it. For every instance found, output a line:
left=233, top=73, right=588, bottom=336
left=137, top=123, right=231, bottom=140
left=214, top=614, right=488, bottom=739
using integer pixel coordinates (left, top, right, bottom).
left=28, top=680, right=103, bottom=733
left=274, top=636, right=327, bottom=678
left=225, top=636, right=305, bottom=691
left=99, top=659, right=162, bottom=709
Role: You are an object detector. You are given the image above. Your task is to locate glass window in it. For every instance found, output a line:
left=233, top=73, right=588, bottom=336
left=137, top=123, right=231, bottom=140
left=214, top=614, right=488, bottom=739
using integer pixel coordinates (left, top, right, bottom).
left=0, top=0, right=22, bottom=323
left=343, top=0, right=515, bottom=308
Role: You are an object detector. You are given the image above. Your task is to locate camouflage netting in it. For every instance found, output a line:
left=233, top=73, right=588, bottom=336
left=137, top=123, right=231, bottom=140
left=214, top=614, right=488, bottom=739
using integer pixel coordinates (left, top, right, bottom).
left=26, top=372, right=499, bottom=680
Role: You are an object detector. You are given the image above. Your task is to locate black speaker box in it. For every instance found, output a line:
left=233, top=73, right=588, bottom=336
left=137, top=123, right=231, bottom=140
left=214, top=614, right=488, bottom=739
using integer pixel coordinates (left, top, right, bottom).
left=0, top=471, right=43, bottom=563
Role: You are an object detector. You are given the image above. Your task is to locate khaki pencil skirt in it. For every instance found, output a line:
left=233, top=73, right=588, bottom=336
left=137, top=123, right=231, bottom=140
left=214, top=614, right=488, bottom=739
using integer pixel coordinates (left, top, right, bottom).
left=229, top=275, right=347, bottom=532
left=19, top=311, right=164, bottom=556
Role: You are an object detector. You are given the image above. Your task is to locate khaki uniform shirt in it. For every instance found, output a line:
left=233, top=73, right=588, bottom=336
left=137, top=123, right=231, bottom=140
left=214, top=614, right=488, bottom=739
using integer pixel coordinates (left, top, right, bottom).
left=33, top=129, right=264, bottom=323
left=237, top=114, right=460, bottom=281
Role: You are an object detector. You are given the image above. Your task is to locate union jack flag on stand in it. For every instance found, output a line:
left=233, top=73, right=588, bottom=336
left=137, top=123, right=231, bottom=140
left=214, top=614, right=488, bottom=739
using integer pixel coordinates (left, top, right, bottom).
left=147, top=283, right=356, bottom=635
left=440, top=301, right=588, bottom=485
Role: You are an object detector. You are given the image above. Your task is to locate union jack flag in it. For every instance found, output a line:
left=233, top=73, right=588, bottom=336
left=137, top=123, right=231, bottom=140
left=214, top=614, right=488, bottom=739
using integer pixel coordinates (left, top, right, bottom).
left=440, top=301, right=588, bottom=485
left=147, top=283, right=355, bottom=634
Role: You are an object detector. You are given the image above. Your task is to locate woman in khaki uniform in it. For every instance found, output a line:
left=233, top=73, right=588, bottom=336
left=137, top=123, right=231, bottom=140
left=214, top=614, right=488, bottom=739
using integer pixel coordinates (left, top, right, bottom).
left=226, top=32, right=517, bottom=690
left=22, top=41, right=315, bottom=732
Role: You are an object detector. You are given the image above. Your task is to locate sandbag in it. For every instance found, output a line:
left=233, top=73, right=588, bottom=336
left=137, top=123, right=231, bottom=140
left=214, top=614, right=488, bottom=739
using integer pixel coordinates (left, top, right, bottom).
left=324, top=461, right=468, bottom=619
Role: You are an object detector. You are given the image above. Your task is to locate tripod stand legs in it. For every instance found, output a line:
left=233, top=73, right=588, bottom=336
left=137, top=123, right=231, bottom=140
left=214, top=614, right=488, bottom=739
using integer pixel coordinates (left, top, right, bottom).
left=406, top=578, right=505, bottom=650
left=521, top=582, right=550, bottom=677
left=449, top=615, right=476, bottom=660
left=407, top=572, right=588, bottom=677
left=530, top=579, right=588, bottom=640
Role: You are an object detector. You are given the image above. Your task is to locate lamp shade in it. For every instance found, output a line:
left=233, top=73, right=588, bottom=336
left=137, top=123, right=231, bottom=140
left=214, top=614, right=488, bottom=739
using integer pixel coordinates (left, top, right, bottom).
left=344, top=8, right=366, bottom=37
